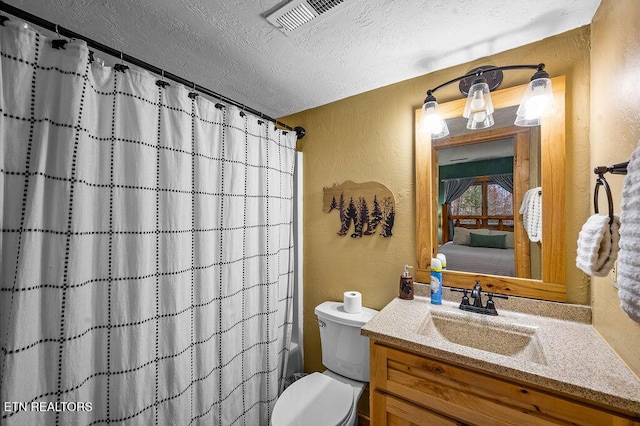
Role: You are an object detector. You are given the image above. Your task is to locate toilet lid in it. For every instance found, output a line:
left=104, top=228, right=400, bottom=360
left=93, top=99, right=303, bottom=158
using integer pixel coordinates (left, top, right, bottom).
left=272, top=372, right=353, bottom=426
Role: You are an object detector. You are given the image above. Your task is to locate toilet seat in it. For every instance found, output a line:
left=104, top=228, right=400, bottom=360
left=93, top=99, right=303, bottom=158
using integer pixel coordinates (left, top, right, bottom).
left=271, top=372, right=353, bottom=426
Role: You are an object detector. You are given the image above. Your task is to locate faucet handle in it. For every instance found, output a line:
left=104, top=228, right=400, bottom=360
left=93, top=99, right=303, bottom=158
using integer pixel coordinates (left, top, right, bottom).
left=487, top=292, right=508, bottom=300
left=485, top=295, right=496, bottom=314
left=460, top=289, right=470, bottom=306
left=484, top=292, right=507, bottom=315
left=449, top=288, right=471, bottom=308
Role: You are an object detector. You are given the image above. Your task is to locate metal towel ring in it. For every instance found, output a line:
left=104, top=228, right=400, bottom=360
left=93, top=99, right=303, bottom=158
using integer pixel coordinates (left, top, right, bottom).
left=594, top=174, right=614, bottom=225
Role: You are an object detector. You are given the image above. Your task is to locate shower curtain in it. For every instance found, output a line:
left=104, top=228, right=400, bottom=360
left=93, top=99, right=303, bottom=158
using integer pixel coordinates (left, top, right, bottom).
left=0, top=21, right=296, bottom=425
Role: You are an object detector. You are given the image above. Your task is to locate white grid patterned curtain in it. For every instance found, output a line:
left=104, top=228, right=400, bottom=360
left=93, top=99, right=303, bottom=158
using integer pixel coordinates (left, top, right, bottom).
left=0, top=21, right=296, bottom=425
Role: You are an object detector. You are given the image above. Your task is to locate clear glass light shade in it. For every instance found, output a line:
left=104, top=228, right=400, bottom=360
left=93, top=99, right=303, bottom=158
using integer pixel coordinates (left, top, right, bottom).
left=421, top=100, right=449, bottom=139
left=466, top=110, right=495, bottom=129
left=463, top=81, right=495, bottom=130
left=515, top=78, right=554, bottom=126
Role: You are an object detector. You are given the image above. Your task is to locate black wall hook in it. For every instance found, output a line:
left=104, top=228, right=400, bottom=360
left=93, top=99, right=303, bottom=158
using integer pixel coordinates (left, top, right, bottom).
left=594, top=161, right=629, bottom=176
left=0, top=15, right=9, bottom=25
left=593, top=161, right=628, bottom=224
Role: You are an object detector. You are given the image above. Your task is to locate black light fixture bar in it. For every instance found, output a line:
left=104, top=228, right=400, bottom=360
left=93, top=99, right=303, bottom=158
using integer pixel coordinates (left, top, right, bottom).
left=426, top=63, right=547, bottom=97
left=0, top=1, right=306, bottom=139
left=420, top=62, right=554, bottom=139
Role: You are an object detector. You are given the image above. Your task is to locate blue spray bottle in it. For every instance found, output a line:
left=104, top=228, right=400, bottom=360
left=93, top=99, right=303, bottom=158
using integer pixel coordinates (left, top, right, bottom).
left=430, top=258, right=442, bottom=305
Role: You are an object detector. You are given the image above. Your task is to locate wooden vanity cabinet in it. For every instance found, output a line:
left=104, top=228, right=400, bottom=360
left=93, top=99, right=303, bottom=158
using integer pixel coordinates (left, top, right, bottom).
left=370, top=341, right=640, bottom=426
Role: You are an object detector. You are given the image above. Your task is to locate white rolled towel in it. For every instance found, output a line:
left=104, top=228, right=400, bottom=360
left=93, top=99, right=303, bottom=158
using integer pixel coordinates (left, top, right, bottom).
left=619, top=140, right=640, bottom=322
left=576, top=214, right=620, bottom=277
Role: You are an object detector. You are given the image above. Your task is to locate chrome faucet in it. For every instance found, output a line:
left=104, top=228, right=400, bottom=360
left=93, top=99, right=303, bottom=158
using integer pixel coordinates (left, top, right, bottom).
left=451, top=281, right=508, bottom=315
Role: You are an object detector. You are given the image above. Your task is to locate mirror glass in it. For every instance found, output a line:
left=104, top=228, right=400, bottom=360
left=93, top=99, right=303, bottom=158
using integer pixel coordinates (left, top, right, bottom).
left=435, top=106, right=542, bottom=280
left=414, top=77, right=567, bottom=302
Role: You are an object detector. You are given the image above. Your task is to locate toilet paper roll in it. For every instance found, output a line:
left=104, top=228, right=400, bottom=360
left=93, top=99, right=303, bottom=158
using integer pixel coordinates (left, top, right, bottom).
left=343, top=291, right=362, bottom=314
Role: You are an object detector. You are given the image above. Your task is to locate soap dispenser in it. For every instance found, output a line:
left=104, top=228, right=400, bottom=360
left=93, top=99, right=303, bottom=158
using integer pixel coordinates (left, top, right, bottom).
left=399, top=265, right=414, bottom=300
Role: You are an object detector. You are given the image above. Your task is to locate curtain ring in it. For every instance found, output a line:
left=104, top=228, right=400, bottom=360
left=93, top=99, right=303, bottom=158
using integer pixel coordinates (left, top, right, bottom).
left=156, top=69, right=170, bottom=88
left=240, top=104, right=246, bottom=117
left=188, top=81, right=198, bottom=99
left=51, top=24, right=67, bottom=49
left=114, top=52, right=129, bottom=72
left=214, top=92, right=224, bottom=109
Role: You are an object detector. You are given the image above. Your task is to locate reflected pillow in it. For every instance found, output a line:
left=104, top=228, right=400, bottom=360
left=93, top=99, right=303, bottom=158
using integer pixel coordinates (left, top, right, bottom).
left=469, top=233, right=507, bottom=249
left=452, top=227, right=489, bottom=245
left=489, top=230, right=514, bottom=248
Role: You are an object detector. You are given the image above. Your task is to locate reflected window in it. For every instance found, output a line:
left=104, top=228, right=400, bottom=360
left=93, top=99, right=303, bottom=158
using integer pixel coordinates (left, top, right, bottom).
left=487, top=182, right=513, bottom=226
left=450, top=184, right=481, bottom=216
left=449, top=177, right=513, bottom=227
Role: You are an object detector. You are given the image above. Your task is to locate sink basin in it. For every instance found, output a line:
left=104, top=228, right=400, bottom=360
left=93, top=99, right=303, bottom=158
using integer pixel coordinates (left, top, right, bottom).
left=419, top=309, right=547, bottom=365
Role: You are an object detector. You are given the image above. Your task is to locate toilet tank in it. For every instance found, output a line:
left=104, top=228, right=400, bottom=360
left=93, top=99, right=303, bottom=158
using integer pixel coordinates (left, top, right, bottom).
left=314, top=301, right=378, bottom=382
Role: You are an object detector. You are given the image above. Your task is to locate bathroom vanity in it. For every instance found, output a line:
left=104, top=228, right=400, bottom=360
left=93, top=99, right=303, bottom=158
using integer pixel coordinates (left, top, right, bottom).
left=362, top=286, right=640, bottom=425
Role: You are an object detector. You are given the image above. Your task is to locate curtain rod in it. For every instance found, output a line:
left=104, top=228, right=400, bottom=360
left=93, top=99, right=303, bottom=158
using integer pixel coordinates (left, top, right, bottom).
left=0, top=1, right=306, bottom=139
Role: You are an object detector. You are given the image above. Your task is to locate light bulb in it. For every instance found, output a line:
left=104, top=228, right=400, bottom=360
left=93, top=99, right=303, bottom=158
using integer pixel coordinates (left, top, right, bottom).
left=523, top=85, right=552, bottom=119
left=470, top=90, right=485, bottom=111
left=420, top=100, right=449, bottom=139
left=515, top=77, right=553, bottom=127
left=423, top=114, right=444, bottom=134
left=473, top=111, right=487, bottom=122
left=463, top=81, right=493, bottom=119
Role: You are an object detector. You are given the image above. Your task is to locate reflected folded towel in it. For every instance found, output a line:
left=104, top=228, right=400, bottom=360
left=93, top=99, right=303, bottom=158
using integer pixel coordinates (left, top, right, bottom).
left=576, top=214, right=620, bottom=277
left=519, top=187, right=542, bottom=242
left=619, top=140, right=640, bottom=322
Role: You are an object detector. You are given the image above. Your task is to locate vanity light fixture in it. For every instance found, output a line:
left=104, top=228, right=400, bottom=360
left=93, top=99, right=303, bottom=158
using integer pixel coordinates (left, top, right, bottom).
left=420, top=64, right=553, bottom=139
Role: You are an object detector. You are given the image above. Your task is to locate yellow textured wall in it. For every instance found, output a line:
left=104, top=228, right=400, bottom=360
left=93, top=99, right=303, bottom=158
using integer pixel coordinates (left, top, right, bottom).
left=282, top=27, right=592, bottom=374
left=590, top=0, right=640, bottom=376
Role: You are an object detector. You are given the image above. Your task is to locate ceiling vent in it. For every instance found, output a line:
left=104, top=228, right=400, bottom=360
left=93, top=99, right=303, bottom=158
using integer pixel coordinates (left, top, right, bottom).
left=265, top=0, right=348, bottom=34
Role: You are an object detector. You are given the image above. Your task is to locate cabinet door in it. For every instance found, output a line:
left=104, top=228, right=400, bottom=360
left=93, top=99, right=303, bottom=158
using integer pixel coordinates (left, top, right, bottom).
left=373, top=390, right=467, bottom=426
left=370, top=342, right=640, bottom=426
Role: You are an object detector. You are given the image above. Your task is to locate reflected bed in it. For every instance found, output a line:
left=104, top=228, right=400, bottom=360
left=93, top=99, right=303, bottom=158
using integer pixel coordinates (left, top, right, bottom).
left=438, top=241, right=515, bottom=277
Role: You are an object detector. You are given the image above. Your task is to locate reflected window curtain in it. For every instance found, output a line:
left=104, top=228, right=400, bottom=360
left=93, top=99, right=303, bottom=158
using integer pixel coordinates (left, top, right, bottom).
left=0, top=21, right=296, bottom=426
left=443, top=177, right=475, bottom=240
left=491, top=173, right=514, bottom=194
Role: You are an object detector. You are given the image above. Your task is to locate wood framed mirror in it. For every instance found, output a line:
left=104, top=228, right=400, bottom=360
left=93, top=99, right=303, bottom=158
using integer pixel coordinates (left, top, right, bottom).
left=415, top=76, right=566, bottom=302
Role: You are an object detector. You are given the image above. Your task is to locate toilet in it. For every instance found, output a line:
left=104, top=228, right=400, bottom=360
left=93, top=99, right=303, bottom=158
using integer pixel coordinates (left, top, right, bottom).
left=271, top=301, right=378, bottom=426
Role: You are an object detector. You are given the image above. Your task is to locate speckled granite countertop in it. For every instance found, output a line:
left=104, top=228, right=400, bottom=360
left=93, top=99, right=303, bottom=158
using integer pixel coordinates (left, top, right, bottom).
left=361, top=284, right=640, bottom=415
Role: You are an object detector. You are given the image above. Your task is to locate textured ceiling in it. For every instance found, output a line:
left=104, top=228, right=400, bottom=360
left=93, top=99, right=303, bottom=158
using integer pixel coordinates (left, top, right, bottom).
left=11, top=0, right=601, bottom=118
